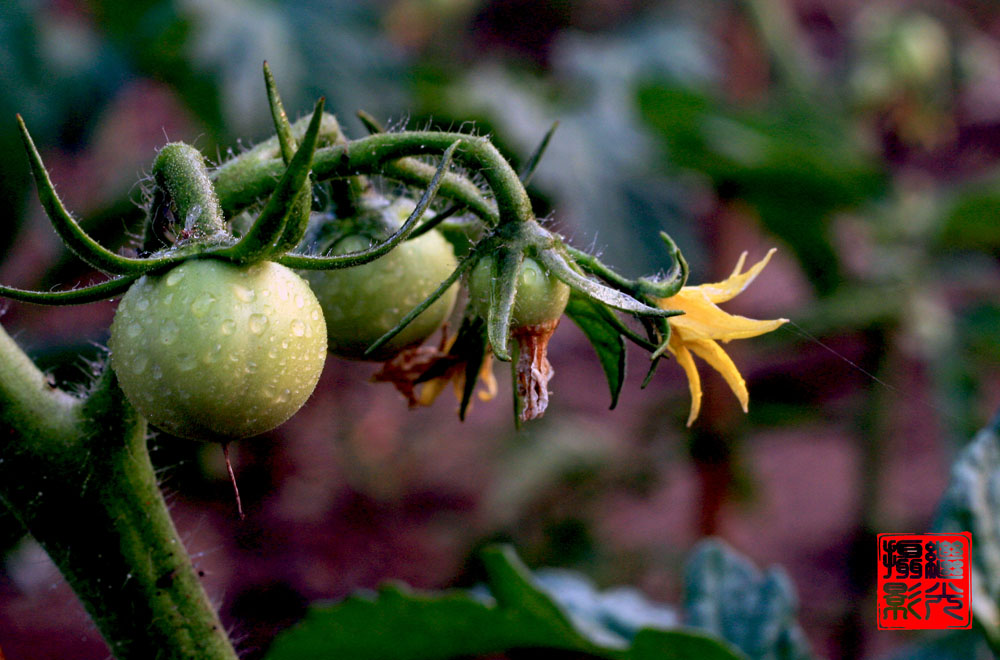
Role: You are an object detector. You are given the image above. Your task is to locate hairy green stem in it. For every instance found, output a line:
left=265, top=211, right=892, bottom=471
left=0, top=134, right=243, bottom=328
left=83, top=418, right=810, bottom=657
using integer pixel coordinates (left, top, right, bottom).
left=213, top=132, right=512, bottom=225
left=0, top=326, right=237, bottom=660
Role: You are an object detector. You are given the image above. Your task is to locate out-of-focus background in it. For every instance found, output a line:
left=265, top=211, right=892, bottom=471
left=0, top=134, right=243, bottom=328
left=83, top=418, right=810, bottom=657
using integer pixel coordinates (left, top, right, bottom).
left=2, top=0, right=1000, bottom=658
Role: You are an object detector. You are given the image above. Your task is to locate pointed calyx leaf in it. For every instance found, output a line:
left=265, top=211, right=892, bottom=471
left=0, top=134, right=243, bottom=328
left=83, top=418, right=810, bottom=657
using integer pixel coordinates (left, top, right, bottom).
left=212, top=98, right=325, bottom=264
left=637, top=232, right=689, bottom=298
left=356, top=109, right=386, bottom=135
left=263, top=61, right=297, bottom=164
left=280, top=140, right=461, bottom=270
left=263, top=61, right=314, bottom=256
left=539, top=247, right=679, bottom=318
left=17, top=116, right=161, bottom=276
left=487, top=248, right=524, bottom=362
left=519, top=120, right=558, bottom=185
left=0, top=276, right=137, bottom=306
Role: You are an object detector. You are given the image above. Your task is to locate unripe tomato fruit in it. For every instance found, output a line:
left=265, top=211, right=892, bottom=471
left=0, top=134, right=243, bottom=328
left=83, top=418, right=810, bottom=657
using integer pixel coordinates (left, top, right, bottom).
left=109, top=259, right=327, bottom=441
left=304, top=198, right=459, bottom=361
left=468, top=255, right=570, bottom=328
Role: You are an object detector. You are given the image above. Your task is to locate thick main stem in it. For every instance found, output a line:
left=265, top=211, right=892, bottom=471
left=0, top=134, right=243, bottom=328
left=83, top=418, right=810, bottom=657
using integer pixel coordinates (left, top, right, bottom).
left=0, top=326, right=237, bottom=660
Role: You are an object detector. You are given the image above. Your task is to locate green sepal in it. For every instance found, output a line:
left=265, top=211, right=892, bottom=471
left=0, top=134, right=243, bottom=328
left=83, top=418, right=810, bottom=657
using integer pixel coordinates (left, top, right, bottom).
left=280, top=140, right=460, bottom=270
left=263, top=61, right=314, bottom=255
left=565, top=292, right=627, bottom=409
left=0, top=276, right=137, bottom=306
left=637, top=232, right=689, bottom=299
left=16, top=116, right=157, bottom=276
left=211, top=97, right=325, bottom=264
left=538, top=246, right=678, bottom=318
left=356, top=109, right=385, bottom=135
left=519, top=120, right=558, bottom=186
left=487, top=248, right=524, bottom=362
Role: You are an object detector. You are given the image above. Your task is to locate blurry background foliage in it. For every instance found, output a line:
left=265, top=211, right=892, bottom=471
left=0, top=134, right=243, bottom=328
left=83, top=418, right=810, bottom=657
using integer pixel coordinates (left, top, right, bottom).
left=5, top=0, right=1000, bottom=658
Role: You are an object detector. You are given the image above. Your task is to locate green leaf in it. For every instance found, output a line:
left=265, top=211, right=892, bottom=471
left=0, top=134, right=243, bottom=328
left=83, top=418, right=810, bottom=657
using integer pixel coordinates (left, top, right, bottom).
left=565, top=293, right=627, bottom=409
left=636, top=83, right=886, bottom=295
left=934, top=415, right=1000, bottom=650
left=266, top=545, right=745, bottom=660
left=684, top=539, right=813, bottom=660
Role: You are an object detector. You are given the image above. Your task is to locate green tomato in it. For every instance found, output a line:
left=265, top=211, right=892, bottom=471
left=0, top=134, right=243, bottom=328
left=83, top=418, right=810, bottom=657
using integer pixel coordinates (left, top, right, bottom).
left=468, top=255, right=570, bottom=328
left=304, top=199, right=459, bottom=361
left=109, top=259, right=327, bottom=441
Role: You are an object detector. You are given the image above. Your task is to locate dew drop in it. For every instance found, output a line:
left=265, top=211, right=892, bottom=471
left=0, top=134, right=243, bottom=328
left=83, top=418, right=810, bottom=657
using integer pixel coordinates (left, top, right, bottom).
left=268, top=347, right=279, bottom=359
left=220, top=319, right=236, bottom=335
left=165, top=270, right=185, bottom=287
left=135, top=298, right=150, bottom=311
left=191, top=292, right=216, bottom=317
left=163, top=293, right=174, bottom=305
left=281, top=339, right=289, bottom=349
left=151, top=364, right=163, bottom=380
left=311, top=310, right=320, bottom=321
left=294, top=294, right=305, bottom=309
left=126, top=323, right=142, bottom=338
left=275, top=388, right=291, bottom=404
left=246, top=362, right=258, bottom=374
left=291, top=320, right=305, bottom=337
left=177, top=354, right=197, bottom=372
left=232, top=285, right=255, bottom=303
left=160, top=321, right=179, bottom=345
left=130, top=355, right=148, bottom=375
left=249, top=314, right=268, bottom=334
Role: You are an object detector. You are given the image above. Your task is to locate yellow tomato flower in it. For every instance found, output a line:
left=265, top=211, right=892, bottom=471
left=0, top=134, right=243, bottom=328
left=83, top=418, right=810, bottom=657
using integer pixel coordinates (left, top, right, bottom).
left=658, top=249, right=788, bottom=426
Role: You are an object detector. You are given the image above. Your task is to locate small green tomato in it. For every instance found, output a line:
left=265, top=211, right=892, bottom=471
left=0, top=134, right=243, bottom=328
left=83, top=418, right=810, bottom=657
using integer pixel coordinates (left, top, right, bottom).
left=109, top=259, right=327, bottom=441
left=467, top=255, right=570, bottom=328
left=305, top=199, right=459, bottom=361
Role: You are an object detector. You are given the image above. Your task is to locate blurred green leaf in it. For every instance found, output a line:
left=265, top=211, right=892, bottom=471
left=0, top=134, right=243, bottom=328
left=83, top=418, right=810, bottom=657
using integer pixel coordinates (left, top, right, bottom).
left=637, top=84, right=886, bottom=295
left=685, top=539, right=813, bottom=660
left=565, top=293, right=628, bottom=410
left=267, top=545, right=745, bottom=660
left=938, top=179, right=1000, bottom=251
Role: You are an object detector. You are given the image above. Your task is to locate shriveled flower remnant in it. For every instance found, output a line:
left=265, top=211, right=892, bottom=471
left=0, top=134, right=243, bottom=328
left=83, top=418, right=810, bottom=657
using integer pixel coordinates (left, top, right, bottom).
left=658, top=249, right=788, bottom=426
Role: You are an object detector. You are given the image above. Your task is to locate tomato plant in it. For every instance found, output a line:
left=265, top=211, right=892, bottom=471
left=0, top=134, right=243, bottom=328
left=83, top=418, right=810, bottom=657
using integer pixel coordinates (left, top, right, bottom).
left=109, top=259, right=327, bottom=441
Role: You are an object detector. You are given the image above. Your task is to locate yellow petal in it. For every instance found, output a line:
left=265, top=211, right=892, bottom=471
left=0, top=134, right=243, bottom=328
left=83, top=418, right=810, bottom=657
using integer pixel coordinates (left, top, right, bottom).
left=477, top=356, right=498, bottom=401
left=687, top=337, right=749, bottom=413
left=667, top=290, right=787, bottom=342
left=668, top=333, right=702, bottom=426
left=699, top=248, right=776, bottom=303
left=417, top=376, right=451, bottom=407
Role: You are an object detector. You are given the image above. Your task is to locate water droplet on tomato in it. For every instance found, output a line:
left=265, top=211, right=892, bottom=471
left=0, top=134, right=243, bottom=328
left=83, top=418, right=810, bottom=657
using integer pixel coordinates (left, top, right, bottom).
left=160, top=321, right=179, bottom=344
left=166, top=270, right=185, bottom=287
left=220, top=319, right=236, bottom=335
left=130, top=355, right=148, bottom=374
left=291, top=320, right=305, bottom=337
left=191, top=292, right=216, bottom=316
left=232, top=285, right=255, bottom=303
left=249, top=314, right=268, bottom=334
